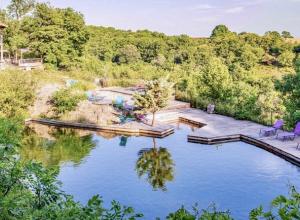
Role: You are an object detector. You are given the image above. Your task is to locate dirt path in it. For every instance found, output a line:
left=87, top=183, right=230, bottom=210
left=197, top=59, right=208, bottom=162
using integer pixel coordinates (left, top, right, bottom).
left=29, top=84, right=61, bottom=118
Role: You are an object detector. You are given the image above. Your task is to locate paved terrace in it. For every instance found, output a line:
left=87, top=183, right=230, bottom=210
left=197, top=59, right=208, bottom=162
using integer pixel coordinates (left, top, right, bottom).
left=154, top=108, right=300, bottom=161
left=96, top=87, right=190, bottom=109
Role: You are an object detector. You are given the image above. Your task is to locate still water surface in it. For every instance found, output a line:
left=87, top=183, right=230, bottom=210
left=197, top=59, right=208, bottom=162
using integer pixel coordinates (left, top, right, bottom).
left=21, top=124, right=300, bottom=219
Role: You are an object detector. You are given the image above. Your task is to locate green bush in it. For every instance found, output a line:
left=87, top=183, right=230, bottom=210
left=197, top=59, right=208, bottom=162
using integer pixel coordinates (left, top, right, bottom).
left=51, top=88, right=86, bottom=115
left=277, top=51, right=296, bottom=67
left=0, top=117, right=23, bottom=147
left=0, top=70, right=36, bottom=118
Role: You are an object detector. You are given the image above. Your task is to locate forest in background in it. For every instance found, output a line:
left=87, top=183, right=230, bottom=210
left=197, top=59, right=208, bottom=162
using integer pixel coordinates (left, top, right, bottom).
left=0, top=1, right=300, bottom=127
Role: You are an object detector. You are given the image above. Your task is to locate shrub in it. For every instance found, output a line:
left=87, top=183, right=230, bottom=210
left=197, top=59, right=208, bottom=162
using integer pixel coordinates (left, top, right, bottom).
left=166, top=205, right=233, bottom=220
left=51, top=88, right=86, bottom=115
left=0, top=117, right=23, bottom=147
left=0, top=70, right=36, bottom=118
left=277, top=51, right=296, bottom=67
left=113, top=45, right=141, bottom=64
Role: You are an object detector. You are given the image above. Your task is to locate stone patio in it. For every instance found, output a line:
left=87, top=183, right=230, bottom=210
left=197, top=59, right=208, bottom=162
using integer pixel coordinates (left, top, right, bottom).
left=155, top=108, right=300, bottom=160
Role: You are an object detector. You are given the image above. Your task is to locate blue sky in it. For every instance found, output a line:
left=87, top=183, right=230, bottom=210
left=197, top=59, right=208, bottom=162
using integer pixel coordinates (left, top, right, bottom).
left=1, top=0, right=300, bottom=37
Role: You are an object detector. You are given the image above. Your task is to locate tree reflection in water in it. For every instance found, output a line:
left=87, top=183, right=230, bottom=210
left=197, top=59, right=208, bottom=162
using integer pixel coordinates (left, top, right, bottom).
left=136, top=138, right=174, bottom=191
left=21, top=127, right=96, bottom=167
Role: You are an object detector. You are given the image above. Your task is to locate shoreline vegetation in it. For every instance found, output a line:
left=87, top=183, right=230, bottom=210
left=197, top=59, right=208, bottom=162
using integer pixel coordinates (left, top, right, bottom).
left=0, top=0, right=300, bottom=219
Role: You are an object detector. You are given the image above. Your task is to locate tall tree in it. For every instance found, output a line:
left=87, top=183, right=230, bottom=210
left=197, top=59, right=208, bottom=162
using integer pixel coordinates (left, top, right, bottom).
left=281, top=31, right=293, bottom=38
left=113, top=44, right=141, bottom=64
left=198, top=57, right=232, bottom=101
left=25, top=3, right=89, bottom=68
left=7, top=0, right=35, bottom=20
left=134, top=78, right=173, bottom=126
left=211, top=24, right=231, bottom=38
left=276, top=61, right=300, bottom=128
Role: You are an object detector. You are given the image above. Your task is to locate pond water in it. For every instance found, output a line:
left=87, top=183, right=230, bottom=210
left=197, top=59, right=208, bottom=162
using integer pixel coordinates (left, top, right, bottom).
left=21, top=124, right=300, bottom=220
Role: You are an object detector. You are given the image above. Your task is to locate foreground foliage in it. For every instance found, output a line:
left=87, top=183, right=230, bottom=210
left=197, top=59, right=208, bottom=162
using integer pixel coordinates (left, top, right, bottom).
left=166, top=205, right=233, bottom=220
left=250, top=186, right=300, bottom=219
left=0, top=70, right=36, bottom=118
left=1, top=117, right=300, bottom=219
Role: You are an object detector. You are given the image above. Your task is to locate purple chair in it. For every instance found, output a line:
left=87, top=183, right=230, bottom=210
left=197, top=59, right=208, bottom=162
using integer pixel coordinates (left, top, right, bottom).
left=259, top=119, right=284, bottom=137
left=276, top=122, right=300, bottom=141
left=136, top=114, right=148, bottom=123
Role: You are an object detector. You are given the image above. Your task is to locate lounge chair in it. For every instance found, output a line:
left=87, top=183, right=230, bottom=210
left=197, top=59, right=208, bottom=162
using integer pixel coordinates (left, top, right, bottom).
left=276, top=122, right=300, bottom=141
left=114, top=96, right=124, bottom=108
left=259, top=119, right=284, bottom=137
left=124, top=103, right=134, bottom=111
left=86, top=91, right=105, bottom=102
left=119, top=115, right=135, bottom=124
left=66, top=79, right=78, bottom=87
left=207, top=104, right=215, bottom=114
left=136, top=114, right=148, bottom=123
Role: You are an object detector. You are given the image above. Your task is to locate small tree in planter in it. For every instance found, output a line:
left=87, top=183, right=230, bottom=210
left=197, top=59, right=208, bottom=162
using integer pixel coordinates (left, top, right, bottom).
left=134, top=78, right=173, bottom=126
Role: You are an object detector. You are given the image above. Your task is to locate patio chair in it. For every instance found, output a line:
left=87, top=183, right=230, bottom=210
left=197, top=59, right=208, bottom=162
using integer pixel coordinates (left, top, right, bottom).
left=93, top=96, right=105, bottom=102
left=136, top=114, right=149, bottom=123
left=276, top=122, right=300, bottom=141
left=124, top=103, right=134, bottom=111
left=66, top=79, right=78, bottom=87
left=119, top=115, right=126, bottom=124
left=114, top=96, right=124, bottom=108
left=259, top=119, right=284, bottom=137
left=207, top=104, right=215, bottom=114
left=87, top=91, right=105, bottom=102
left=119, top=115, right=135, bottom=124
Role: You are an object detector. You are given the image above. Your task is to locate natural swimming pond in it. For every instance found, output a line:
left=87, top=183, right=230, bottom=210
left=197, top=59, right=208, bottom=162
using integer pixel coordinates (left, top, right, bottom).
left=21, top=123, right=300, bottom=220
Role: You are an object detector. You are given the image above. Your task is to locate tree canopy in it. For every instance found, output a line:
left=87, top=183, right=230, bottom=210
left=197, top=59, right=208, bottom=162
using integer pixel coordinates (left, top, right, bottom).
left=7, top=0, right=35, bottom=20
left=134, top=78, right=173, bottom=126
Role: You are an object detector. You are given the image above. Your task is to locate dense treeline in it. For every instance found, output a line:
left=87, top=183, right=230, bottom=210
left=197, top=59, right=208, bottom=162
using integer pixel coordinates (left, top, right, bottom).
left=2, top=2, right=89, bottom=68
left=1, top=1, right=300, bottom=127
left=83, top=25, right=300, bottom=127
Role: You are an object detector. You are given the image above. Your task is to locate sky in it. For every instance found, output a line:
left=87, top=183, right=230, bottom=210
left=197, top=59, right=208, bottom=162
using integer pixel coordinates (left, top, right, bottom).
left=1, top=0, right=300, bottom=37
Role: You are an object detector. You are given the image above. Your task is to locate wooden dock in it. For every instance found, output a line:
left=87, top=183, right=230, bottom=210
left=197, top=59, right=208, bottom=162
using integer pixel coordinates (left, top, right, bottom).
left=153, top=108, right=300, bottom=167
left=26, top=107, right=300, bottom=167
left=27, top=118, right=174, bottom=138
left=188, top=134, right=300, bottom=167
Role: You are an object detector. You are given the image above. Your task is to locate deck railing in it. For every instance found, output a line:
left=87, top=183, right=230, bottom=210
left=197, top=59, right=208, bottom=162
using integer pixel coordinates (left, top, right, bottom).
left=19, top=58, right=43, bottom=64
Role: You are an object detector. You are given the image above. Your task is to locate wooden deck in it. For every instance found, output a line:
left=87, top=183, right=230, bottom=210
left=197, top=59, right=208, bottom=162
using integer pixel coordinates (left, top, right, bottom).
left=12, top=58, right=43, bottom=70
left=188, top=134, right=300, bottom=166
left=154, top=108, right=300, bottom=166
left=27, top=118, right=174, bottom=138
left=96, top=87, right=190, bottom=110
left=26, top=107, right=300, bottom=166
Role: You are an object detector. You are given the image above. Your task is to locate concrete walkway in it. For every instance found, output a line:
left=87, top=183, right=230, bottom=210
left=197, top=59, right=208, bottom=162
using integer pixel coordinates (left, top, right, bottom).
left=155, top=108, right=300, bottom=160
